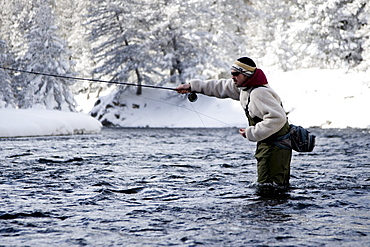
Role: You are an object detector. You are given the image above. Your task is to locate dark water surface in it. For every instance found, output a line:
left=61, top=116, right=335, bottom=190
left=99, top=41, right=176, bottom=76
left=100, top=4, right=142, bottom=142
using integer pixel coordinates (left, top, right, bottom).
left=0, top=128, right=369, bottom=246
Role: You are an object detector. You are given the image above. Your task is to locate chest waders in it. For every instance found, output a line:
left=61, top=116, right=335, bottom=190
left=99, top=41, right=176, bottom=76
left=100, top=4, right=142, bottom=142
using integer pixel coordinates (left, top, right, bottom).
left=245, top=88, right=292, bottom=186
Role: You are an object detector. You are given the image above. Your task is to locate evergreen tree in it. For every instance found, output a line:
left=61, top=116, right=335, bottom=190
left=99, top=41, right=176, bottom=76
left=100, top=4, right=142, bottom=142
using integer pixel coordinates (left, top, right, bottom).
left=0, top=0, right=31, bottom=59
left=0, top=1, right=27, bottom=108
left=87, top=0, right=252, bottom=90
left=148, top=0, right=242, bottom=83
left=245, top=0, right=369, bottom=70
left=55, top=0, right=97, bottom=97
left=0, top=40, right=15, bottom=108
left=0, top=0, right=368, bottom=113
left=16, top=0, right=76, bottom=111
left=87, top=0, right=256, bottom=125
left=295, top=0, right=368, bottom=69
left=203, top=0, right=255, bottom=75
left=356, top=0, right=369, bottom=72
left=88, top=0, right=158, bottom=95
left=149, top=0, right=221, bottom=84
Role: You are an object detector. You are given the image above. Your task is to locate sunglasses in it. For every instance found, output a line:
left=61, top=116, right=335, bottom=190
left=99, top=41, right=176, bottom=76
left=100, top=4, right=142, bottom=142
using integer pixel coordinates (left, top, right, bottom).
left=231, top=71, right=241, bottom=76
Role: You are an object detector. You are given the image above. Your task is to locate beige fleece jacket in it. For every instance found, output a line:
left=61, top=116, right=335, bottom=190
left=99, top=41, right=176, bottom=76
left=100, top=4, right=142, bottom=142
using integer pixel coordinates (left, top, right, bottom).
left=189, top=78, right=287, bottom=142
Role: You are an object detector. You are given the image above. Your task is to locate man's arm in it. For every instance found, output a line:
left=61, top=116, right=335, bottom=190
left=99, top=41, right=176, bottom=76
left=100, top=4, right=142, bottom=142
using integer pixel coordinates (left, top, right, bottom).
left=177, top=79, right=240, bottom=100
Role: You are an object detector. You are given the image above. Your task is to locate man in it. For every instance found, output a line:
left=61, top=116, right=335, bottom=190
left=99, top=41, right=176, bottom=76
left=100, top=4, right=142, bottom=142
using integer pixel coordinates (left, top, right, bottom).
left=176, top=57, right=292, bottom=189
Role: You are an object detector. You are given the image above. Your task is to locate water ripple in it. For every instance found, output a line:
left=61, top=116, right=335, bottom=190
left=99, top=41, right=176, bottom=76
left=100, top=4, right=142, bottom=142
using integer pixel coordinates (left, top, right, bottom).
left=0, top=128, right=369, bottom=246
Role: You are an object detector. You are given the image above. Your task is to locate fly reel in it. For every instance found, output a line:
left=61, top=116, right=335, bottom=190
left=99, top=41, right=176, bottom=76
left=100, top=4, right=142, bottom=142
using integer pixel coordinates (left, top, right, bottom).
left=187, top=92, right=198, bottom=102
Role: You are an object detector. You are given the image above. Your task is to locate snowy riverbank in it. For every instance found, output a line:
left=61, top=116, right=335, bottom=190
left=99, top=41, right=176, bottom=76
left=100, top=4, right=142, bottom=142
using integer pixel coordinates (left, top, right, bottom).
left=1, top=69, right=368, bottom=138
left=0, top=109, right=102, bottom=138
left=87, top=68, right=370, bottom=129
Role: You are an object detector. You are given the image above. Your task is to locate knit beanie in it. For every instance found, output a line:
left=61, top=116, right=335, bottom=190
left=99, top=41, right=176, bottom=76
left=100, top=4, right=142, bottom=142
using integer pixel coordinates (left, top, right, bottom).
left=231, top=57, right=257, bottom=77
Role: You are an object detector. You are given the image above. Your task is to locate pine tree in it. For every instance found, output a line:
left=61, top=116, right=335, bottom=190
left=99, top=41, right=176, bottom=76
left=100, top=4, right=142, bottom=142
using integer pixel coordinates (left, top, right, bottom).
left=244, top=0, right=369, bottom=71
left=149, top=0, right=216, bottom=84
left=295, top=0, right=368, bottom=69
left=149, top=0, right=225, bottom=84
left=87, top=0, right=253, bottom=90
left=55, top=0, right=97, bottom=97
left=87, top=0, right=157, bottom=95
left=0, top=1, right=25, bottom=108
left=356, top=0, right=370, bottom=72
left=0, top=0, right=31, bottom=59
left=0, top=40, right=15, bottom=108
left=16, top=0, right=76, bottom=111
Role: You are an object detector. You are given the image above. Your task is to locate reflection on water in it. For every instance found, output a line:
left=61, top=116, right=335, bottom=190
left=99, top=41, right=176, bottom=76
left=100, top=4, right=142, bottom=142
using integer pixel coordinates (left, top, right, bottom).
left=0, top=127, right=369, bottom=246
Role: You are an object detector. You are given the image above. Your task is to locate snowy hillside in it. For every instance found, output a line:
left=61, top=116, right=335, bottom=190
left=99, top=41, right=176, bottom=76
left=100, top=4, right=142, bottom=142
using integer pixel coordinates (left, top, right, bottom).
left=86, top=69, right=370, bottom=129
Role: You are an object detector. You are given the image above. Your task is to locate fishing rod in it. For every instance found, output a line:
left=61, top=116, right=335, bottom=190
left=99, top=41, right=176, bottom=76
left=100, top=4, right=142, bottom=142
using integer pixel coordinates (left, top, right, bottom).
left=0, top=65, right=198, bottom=102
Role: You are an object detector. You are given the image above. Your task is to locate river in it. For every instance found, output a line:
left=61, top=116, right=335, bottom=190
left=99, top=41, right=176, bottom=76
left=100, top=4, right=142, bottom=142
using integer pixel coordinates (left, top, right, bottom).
left=0, top=127, right=369, bottom=246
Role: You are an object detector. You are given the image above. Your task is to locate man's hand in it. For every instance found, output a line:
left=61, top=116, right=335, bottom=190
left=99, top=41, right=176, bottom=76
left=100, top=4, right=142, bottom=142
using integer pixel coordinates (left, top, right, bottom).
left=175, top=84, right=191, bottom=94
left=239, top=128, right=247, bottom=138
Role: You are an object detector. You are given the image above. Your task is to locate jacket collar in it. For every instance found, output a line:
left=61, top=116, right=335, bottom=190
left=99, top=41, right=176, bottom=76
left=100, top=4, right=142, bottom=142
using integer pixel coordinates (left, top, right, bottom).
left=239, top=68, right=268, bottom=88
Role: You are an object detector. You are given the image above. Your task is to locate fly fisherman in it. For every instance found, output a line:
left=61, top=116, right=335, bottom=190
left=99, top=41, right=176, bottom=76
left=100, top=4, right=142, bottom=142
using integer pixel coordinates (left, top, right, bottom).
left=176, top=57, right=292, bottom=192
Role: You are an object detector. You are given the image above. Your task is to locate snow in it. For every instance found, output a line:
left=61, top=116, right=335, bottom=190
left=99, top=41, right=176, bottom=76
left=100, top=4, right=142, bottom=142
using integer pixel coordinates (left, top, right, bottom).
left=267, top=68, right=370, bottom=129
left=0, top=68, right=368, bottom=138
left=89, top=68, right=370, bottom=129
left=0, top=109, right=102, bottom=138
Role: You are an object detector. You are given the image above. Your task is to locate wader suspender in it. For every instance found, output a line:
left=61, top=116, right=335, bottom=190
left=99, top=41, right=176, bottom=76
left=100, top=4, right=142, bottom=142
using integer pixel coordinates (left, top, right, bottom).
left=245, top=86, right=265, bottom=126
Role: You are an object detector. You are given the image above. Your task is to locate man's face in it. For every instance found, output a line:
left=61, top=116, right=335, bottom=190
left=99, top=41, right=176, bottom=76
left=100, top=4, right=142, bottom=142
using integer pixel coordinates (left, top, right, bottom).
left=231, top=70, right=249, bottom=87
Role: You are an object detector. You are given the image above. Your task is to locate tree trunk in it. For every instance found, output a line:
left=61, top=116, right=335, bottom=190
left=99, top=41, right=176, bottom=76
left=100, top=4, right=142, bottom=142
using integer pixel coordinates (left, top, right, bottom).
left=135, top=68, right=142, bottom=95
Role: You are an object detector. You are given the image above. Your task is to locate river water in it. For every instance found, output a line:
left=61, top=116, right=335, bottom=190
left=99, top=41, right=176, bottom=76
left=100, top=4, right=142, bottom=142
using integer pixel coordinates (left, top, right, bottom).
left=0, top=127, right=369, bottom=246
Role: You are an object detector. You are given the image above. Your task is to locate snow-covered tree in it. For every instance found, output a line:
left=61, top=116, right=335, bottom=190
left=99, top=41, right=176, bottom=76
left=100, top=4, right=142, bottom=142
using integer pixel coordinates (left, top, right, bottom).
left=0, top=1, right=18, bottom=108
left=149, top=0, right=221, bottom=84
left=16, top=0, right=76, bottom=111
left=87, top=0, right=254, bottom=94
left=55, top=0, right=98, bottom=98
left=203, top=0, right=255, bottom=76
left=1, top=0, right=369, bottom=115
left=88, top=0, right=256, bottom=125
left=244, top=0, right=369, bottom=71
left=352, top=0, right=369, bottom=72
left=0, top=40, right=16, bottom=108
left=295, top=0, right=368, bottom=69
left=87, top=0, right=158, bottom=95
left=149, top=0, right=250, bottom=84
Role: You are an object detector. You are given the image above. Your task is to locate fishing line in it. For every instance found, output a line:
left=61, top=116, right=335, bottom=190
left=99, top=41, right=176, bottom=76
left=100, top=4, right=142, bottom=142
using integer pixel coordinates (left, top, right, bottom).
left=0, top=65, right=236, bottom=126
left=2, top=65, right=255, bottom=153
left=125, top=88, right=235, bottom=127
left=188, top=101, right=256, bottom=155
left=138, top=90, right=259, bottom=160
left=124, top=89, right=234, bottom=153
left=188, top=102, right=230, bottom=150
